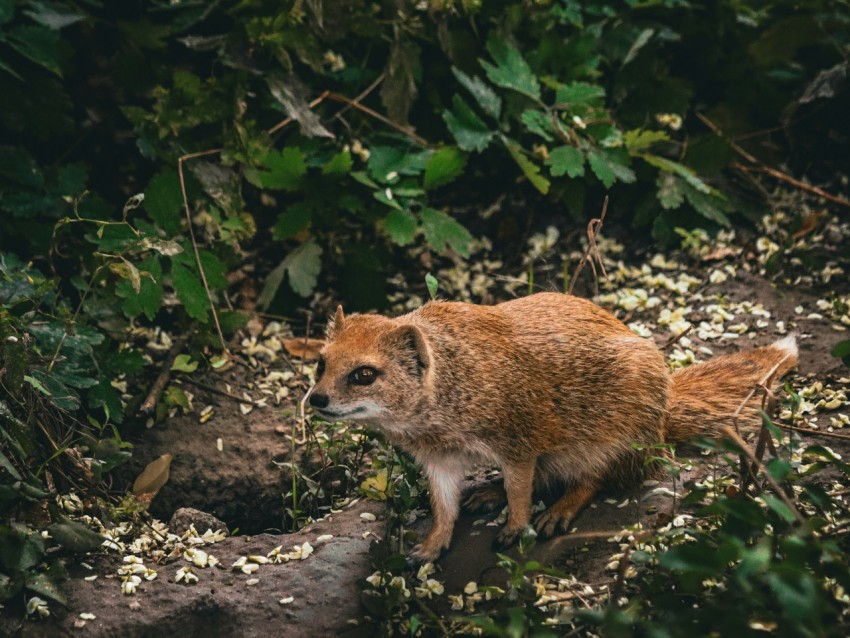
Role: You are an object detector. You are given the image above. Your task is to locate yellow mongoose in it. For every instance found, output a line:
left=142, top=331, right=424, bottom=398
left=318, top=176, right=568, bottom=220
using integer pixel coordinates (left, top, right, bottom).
left=308, top=292, right=798, bottom=561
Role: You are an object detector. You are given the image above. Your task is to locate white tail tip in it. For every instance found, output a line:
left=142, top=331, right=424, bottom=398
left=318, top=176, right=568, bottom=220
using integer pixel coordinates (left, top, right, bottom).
left=772, top=334, right=798, bottom=358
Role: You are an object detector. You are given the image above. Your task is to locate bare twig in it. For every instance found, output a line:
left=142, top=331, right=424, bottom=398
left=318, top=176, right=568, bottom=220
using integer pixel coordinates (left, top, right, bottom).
left=775, top=423, right=850, bottom=441
left=569, top=197, right=609, bottom=296
left=720, top=424, right=805, bottom=524
left=177, top=150, right=229, bottom=355
left=695, top=112, right=850, bottom=210
left=139, top=333, right=192, bottom=415
left=662, top=325, right=693, bottom=351
left=180, top=377, right=261, bottom=406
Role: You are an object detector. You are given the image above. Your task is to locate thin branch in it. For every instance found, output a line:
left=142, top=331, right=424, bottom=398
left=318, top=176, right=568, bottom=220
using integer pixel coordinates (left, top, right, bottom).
left=177, top=150, right=230, bottom=355
left=569, top=197, right=609, bottom=296
left=662, top=325, right=693, bottom=351
left=720, top=425, right=805, bottom=524
left=180, top=377, right=261, bottom=406
left=695, top=112, right=850, bottom=210
left=776, top=423, right=850, bottom=441
left=139, top=332, right=192, bottom=415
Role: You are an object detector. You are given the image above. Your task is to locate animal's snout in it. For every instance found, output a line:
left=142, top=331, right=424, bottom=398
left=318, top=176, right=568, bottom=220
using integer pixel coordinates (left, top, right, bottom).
left=309, top=392, right=329, bottom=409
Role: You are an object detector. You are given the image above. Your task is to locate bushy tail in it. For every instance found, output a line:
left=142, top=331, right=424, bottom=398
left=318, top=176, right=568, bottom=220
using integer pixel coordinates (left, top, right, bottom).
left=665, top=336, right=798, bottom=442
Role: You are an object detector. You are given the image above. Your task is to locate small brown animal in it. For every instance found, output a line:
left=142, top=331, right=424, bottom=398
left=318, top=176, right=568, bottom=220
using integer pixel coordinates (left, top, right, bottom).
left=308, top=292, right=797, bottom=562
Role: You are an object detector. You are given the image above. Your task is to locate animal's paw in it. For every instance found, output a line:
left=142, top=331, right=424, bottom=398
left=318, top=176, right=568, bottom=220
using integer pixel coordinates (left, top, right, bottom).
left=492, top=526, right=523, bottom=551
left=462, top=482, right=507, bottom=513
left=534, top=506, right=575, bottom=539
left=408, top=543, right=443, bottom=566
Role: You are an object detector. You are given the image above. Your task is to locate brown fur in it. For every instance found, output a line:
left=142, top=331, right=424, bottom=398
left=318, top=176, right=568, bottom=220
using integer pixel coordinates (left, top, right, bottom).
left=309, top=292, right=798, bottom=561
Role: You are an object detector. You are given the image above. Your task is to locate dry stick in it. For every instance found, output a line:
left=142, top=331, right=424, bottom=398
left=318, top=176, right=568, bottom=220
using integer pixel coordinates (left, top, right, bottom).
left=569, top=196, right=609, bottom=296
left=695, top=112, right=850, bottom=210
left=180, top=376, right=261, bottom=406
left=662, top=324, right=694, bottom=351
left=720, top=424, right=805, bottom=524
left=776, top=423, right=850, bottom=441
left=139, top=332, right=192, bottom=414
left=177, top=149, right=229, bottom=355
left=731, top=163, right=850, bottom=210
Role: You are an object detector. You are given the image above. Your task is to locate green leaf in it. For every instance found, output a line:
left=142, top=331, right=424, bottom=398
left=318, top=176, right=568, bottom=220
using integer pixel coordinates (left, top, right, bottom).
left=144, top=170, right=183, bottom=235
left=521, top=110, right=554, bottom=141
left=273, top=202, right=312, bottom=240
left=420, top=209, right=473, bottom=257
left=383, top=210, right=417, bottom=246
left=23, top=375, right=50, bottom=397
left=640, top=153, right=710, bottom=193
left=7, top=25, right=62, bottom=76
left=117, top=256, right=162, bottom=321
left=481, top=37, right=540, bottom=100
left=423, top=148, right=467, bottom=190
left=506, top=143, right=550, bottom=194
left=587, top=150, right=636, bottom=188
left=171, top=262, right=208, bottom=322
left=761, top=494, right=798, bottom=524
left=0, top=0, right=14, bottom=25
left=682, top=181, right=731, bottom=227
left=555, top=82, right=605, bottom=107
left=656, top=173, right=685, bottom=210
left=25, top=572, right=67, bottom=606
left=624, top=129, right=670, bottom=154
left=830, top=339, right=850, bottom=365
left=259, top=240, right=323, bottom=305
left=164, top=385, right=191, bottom=411
left=48, top=517, right=103, bottom=553
left=322, top=150, right=353, bottom=175
left=24, top=2, right=87, bottom=30
left=451, top=67, right=502, bottom=118
left=367, top=146, right=431, bottom=182
left=425, top=273, right=438, bottom=300
left=443, top=95, right=493, bottom=153
left=546, top=146, right=585, bottom=178
left=254, top=148, right=307, bottom=191
left=171, top=354, right=198, bottom=373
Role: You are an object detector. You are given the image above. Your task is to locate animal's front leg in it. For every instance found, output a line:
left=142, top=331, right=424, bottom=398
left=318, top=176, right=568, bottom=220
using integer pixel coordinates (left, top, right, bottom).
left=494, top=460, right=536, bottom=550
left=411, top=458, right=465, bottom=562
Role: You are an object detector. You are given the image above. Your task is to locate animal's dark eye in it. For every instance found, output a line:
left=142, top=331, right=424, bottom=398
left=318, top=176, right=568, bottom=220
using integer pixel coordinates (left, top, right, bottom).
left=350, top=366, right=378, bottom=386
left=316, top=357, right=326, bottom=378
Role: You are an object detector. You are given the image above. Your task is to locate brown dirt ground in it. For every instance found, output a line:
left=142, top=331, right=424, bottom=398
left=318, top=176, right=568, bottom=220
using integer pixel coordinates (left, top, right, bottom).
left=2, top=258, right=848, bottom=637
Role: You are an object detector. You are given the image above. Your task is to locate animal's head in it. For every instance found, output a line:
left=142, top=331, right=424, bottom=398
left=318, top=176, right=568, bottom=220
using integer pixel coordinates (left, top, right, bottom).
left=308, top=306, right=433, bottom=431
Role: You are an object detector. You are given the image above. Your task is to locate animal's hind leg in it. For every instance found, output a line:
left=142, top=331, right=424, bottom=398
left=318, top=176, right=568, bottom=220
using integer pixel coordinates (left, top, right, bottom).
left=534, top=480, right=599, bottom=538
left=462, top=479, right=506, bottom=513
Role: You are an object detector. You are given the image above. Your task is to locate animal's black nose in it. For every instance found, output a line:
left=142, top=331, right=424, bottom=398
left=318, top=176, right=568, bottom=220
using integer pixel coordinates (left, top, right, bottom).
left=309, top=392, right=329, bottom=409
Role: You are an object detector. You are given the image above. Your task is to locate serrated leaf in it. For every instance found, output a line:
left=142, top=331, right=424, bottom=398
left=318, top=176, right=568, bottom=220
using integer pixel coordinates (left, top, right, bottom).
left=587, top=150, right=636, bottom=188
left=144, top=170, right=183, bottom=235
left=274, top=202, right=312, bottom=240
left=443, top=96, right=493, bottom=153
left=451, top=67, right=502, bottom=118
left=48, top=517, right=104, bottom=553
left=546, top=146, right=585, bottom=178
left=322, top=150, right=353, bottom=175
left=521, top=110, right=554, bottom=141
left=682, top=181, right=731, bottom=227
left=254, top=147, right=307, bottom=191
left=506, top=143, right=550, bottom=194
left=423, top=148, right=467, bottom=190
left=171, top=261, right=208, bottom=322
left=555, top=82, right=605, bottom=107
left=117, top=256, right=162, bottom=321
left=171, top=354, right=198, bottom=373
left=383, top=210, right=417, bottom=246
left=259, top=240, right=323, bottom=305
left=640, top=153, right=710, bottom=193
left=656, top=173, right=685, bottom=209
left=481, top=37, right=540, bottom=100
left=420, top=209, right=473, bottom=257
left=624, top=129, right=670, bottom=153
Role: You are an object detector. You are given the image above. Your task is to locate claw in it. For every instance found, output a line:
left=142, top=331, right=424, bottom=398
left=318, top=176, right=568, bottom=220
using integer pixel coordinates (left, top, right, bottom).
left=462, top=482, right=507, bottom=514
left=493, top=526, right=523, bottom=551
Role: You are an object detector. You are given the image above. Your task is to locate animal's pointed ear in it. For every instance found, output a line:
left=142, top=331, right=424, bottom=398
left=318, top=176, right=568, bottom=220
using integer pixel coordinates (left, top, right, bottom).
left=383, top=324, right=432, bottom=378
left=326, top=305, right=346, bottom=340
